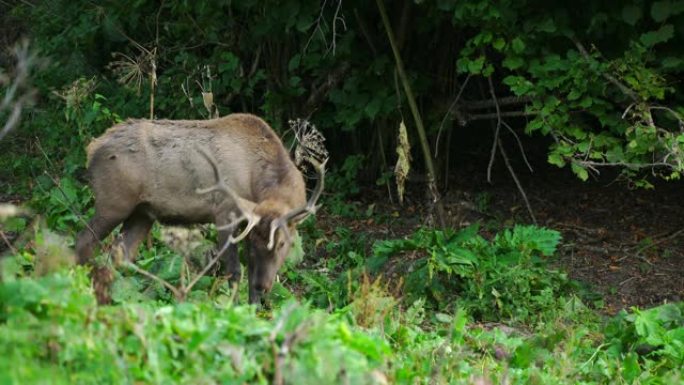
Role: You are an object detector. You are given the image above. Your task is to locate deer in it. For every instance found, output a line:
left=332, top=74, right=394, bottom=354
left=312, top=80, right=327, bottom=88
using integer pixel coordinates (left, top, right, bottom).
left=75, top=113, right=326, bottom=305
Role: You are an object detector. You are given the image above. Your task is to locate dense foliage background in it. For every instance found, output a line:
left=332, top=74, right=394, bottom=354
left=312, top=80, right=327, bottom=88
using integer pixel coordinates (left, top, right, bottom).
left=1, top=1, right=683, bottom=384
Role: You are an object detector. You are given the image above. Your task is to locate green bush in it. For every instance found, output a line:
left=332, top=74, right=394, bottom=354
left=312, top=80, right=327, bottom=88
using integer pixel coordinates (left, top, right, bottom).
left=372, top=225, right=572, bottom=322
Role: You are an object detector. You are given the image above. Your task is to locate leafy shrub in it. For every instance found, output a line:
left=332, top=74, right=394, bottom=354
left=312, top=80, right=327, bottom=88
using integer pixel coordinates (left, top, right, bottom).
left=603, top=303, right=684, bottom=381
left=372, top=225, right=572, bottom=322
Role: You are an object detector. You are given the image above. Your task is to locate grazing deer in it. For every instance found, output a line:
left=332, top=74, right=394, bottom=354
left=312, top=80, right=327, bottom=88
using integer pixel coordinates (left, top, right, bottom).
left=75, top=113, right=325, bottom=304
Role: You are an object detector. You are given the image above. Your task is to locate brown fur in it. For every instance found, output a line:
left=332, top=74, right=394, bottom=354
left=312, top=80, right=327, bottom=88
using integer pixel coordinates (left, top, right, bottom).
left=76, top=113, right=307, bottom=304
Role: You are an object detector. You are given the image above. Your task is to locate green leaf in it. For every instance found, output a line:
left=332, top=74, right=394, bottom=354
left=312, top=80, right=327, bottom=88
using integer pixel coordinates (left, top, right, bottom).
left=548, top=152, right=565, bottom=167
left=288, top=54, right=301, bottom=72
left=640, top=24, right=675, bottom=47
left=622, top=5, right=642, bottom=25
left=493, top=37, right=506, bottom=51
left=502, top=56, right=524, bottom=70
left=662, top=56, right=684, bottom=69
left=511, top=37, right=526, bottom=54
left=467, top=55, right=486, bottom=74
left=578, top=96, right=593, bottom=108
left=651, top=1, right=672, bottom=22
left=451, top=308, right=468, bottom=343
left=2, top=217, right=27, bottom=232
left=571, top=163, right=589, bottom=181
left=634, top=309, right=665, bottom=345
left=567, top=89, right=581, bottom=101
left=537, top=18, right=556, bottom=33
left=622, top=352, right=640, bottom=383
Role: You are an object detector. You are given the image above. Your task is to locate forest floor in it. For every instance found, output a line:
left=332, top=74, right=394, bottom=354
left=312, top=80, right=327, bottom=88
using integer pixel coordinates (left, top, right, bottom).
left=315, top=155, right=684, bottom=315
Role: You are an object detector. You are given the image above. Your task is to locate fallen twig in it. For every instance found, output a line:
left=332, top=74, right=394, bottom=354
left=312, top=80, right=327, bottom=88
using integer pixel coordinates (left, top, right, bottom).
left=635, top=228, right=684, bottom=254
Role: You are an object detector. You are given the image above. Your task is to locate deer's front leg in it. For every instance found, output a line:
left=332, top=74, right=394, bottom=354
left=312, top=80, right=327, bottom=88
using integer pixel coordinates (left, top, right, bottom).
left=215, top=213, right=241, bottom=286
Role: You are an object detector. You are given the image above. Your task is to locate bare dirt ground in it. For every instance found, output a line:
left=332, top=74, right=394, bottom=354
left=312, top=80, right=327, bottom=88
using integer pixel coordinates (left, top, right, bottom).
left=454, top=172, right=683, bottom=314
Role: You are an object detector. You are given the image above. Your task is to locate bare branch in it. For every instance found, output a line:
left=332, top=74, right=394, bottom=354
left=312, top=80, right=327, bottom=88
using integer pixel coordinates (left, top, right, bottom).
left=502, top=120, right=533, bottom=173
left=499, top=138, right=537, bottom=223
left=574, top=159, right=673, bottom=170
left=184, top=253, right=220, bottom=293
left=486, top=77, right=502, bottom=184
left=468, top=110, right=538, bottom=121
left=462, top=96, right=532, bottom=110
left=305, top=0, right=346, bottom=55
left=486, top=77, right=536, bottom=223
left=435, top=74, right=471, bottom=157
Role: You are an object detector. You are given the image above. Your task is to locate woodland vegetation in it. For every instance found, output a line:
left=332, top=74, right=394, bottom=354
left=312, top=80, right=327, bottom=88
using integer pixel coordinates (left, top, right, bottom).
left=0, top=1, right=683, bottom=384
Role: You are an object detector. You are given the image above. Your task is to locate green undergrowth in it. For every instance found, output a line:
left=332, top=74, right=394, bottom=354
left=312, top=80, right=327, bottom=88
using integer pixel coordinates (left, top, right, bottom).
left=1, top=220, right=682, bottom=384
left=0, top=267, right=682, bottom=384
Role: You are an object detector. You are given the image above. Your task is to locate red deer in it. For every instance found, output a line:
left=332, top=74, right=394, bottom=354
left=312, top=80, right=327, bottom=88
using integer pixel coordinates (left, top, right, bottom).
left=75, top=113, right=325, bottom=304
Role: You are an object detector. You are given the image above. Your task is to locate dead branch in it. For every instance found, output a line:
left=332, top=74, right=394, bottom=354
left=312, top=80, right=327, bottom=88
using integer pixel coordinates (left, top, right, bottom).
left=634, top=228, right=684, bottom=253
left=486, top=77, right=536, bottom=223
left=0, top=230, right=18, bottom=255
left=305, top=0, right=346, bottom=55
left=435, top=74, right=471, bottom=157
left=486, top=77, right=502, bottom=184
left=463, top=96, right=532, bottom=110
left=502, top=120, right=533, bottom=173
left=574, top=159, right=672, bottom=172
left=468, top=110, right=538, bottom=121
left=498, top=138, right=537, bottom=224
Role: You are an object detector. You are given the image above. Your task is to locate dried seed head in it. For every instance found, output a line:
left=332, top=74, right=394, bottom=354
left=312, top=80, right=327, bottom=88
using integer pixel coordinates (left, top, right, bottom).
left=290, top=118, right=329, bottom=173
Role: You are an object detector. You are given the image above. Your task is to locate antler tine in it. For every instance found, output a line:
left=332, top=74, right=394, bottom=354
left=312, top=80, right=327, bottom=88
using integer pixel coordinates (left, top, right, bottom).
left=196, top=146, right=262, bottom=245
left=196, top=147, right=234, bottom=197
left=217, top=212, right=261, bottom=244
left=267, top=157, right=327, bottom=250
left=196, top=146, right=259, bottom=216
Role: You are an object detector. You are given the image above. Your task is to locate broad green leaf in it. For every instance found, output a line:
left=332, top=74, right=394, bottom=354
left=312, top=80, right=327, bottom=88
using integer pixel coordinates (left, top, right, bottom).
left=622, top=5, right=642, bottom=25
left=493, top=37, right=506, bottom=51
left=548, top=152, right=565, bottom=167
left=537, top=18, right=556, bottom=33
left=288, top=54, right=301, bottom=71
left=511, top=37, right=526, bottom=54
left=662, top=56, right=684, bottom=69
left=640, top=24, right=675, bottom=47
left=651, top=1, right=672, bottom=21
left=622, top=352, right=641, bottom=382
left=571, top=163, right=589, bottom=181
left=567, top=89, right=581, bottom=101
left=502, top=56, right=524, bottom=70
left=468, top=55, right=486, bottom=73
